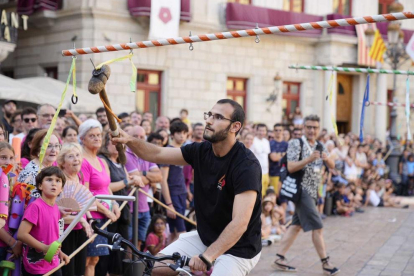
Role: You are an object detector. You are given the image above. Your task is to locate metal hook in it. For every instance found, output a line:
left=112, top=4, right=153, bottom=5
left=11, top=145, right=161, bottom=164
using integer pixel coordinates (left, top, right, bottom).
left=189, top=31, right=194, bottom=51
left=255, top=23, right=260, bottom=43
left=90, top=58, right=96, bottom=70
left=129, top=37, right=133, bottom=55
left=72, top=42, right=77, bottom=59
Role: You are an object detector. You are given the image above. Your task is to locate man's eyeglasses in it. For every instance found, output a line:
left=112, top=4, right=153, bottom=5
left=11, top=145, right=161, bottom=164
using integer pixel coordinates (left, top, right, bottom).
left=204, top=112, right=235, bottom=122
left=23, top=118, right=37, bottom=123
left=305, top=125, right=319, bottom=130
left=47, top=144, right=62, bottom=150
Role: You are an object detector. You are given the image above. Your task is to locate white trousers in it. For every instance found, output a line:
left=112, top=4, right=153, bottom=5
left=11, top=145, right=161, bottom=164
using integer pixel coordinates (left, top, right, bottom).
left=160, top=231, right=261, bottom=276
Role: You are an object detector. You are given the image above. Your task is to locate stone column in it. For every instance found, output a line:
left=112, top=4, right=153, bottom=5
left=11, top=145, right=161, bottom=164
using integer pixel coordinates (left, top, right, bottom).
left=323, top=70, right=337, bottom=132
left=375, top=74, right=387, bottom=143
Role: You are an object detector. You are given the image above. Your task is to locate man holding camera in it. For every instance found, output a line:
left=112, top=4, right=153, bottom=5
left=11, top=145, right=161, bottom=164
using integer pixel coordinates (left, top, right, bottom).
left=273, top=115, right=340, bottom=275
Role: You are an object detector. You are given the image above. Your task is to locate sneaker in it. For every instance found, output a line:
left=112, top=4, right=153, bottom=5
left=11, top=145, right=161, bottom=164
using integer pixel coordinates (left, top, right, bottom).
left=355, top=208, right=364, bottom=213
left=320, top=214, right=327, bottom=220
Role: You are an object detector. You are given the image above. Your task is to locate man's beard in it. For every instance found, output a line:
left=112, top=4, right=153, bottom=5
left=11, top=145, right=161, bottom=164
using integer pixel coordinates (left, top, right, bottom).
left=203, top=124, right=231, bottom=143
left=5, top=111, right=12, bottom=118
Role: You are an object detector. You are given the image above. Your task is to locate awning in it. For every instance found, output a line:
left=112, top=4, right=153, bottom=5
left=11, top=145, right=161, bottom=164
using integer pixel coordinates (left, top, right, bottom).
left=128, top=0, right=191, bottom=22
left=18, top=77, right=103, bottom=113
left=0, top=74, right=46, bottom=104
left=17, top=0, right=62, bottom=15
left=225, top=2, right=323, bottom=38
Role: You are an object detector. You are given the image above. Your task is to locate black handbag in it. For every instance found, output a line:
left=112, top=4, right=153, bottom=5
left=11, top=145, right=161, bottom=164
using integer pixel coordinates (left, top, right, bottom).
left=280, top=139, right=304, bottom=203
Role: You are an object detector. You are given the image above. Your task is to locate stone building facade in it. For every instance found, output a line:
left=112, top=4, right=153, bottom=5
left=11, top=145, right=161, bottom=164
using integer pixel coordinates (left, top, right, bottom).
left=1, top=0, right=414, bottom=142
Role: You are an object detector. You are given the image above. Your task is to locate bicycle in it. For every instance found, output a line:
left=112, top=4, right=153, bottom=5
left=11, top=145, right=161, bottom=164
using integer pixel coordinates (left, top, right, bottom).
left=91, top=221, right=192, bottom=276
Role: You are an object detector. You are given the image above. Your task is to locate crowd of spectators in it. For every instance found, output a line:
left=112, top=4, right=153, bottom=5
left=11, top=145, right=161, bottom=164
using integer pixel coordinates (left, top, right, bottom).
left=0, top=98, right=411, bottom=275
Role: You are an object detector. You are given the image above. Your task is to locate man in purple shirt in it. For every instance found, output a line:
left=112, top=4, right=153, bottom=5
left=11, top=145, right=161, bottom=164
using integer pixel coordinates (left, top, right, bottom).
left=125, top=126, right=162, bottom=248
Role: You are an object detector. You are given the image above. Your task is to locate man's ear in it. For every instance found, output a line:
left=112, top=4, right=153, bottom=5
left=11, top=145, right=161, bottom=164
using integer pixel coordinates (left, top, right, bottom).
left=231, top=122, right=242, bottom=134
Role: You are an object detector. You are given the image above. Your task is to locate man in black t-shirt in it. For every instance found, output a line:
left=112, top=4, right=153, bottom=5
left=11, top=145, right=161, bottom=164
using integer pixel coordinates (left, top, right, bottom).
left=113, top=99, right=262, bottom=275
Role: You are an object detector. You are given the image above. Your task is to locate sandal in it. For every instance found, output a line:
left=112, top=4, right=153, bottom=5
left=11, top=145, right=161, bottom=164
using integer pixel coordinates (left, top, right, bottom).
left=272, top=254, right=297, bottom=272
left=321, top=256, right=340, bottom=275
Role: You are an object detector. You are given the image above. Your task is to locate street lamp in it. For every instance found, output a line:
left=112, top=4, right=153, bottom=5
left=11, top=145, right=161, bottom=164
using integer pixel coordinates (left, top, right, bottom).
left=364, top=1, right=410, bottom=183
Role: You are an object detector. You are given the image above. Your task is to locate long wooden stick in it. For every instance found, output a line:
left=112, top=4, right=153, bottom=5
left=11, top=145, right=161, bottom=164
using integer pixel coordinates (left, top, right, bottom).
left=44, top=188, right=137, bottom=276
left=138, top=188, right=197, bottom=227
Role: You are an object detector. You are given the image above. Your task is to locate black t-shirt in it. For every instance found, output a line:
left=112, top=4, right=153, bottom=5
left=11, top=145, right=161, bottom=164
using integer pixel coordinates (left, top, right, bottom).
left=333, top=191, right=343, bottom=210
left=181, top=141, right=262, bottom=259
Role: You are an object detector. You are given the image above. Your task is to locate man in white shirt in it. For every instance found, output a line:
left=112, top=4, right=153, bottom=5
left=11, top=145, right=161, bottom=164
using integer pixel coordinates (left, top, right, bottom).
left=251, top=123, right=271, bottom=197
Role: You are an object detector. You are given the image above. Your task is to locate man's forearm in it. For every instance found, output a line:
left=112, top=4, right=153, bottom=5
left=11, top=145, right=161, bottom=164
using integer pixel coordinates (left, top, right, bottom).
left=127, top=139, right=162, bottom=164
left=146, top=171, right=162, bottom=183
left=203, top=219, right=247, bottom=261
left=288, top=157, right=311, bottom=173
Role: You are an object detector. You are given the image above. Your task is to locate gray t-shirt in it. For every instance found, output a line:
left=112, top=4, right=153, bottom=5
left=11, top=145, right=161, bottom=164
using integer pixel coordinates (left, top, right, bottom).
left=287, top=137, right=328, bottom=199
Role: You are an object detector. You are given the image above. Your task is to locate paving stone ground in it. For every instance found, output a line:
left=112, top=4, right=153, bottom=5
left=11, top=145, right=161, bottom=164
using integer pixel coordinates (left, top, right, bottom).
left=251, top=207, right=414, bottom=276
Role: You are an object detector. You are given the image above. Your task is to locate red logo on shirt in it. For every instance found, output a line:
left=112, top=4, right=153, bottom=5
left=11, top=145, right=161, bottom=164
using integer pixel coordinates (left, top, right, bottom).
left=217, top=175, right=226, bottom=190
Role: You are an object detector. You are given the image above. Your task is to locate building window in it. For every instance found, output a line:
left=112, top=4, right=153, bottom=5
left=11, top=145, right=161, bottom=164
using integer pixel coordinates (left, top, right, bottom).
left=227, top=77, right=247, bottom=111
left=283, top=0, right=304, bottom=12
left=228, top=0, right=251, bottom=5
left=44, top=67, right=58, bottom=79
left=333, top=0, right=352, bottom=15
left=378, top=0, right=394, bottom=14
left=136, top=70, right=162, bottom=118
left=282, top=82, right=300, bottom=118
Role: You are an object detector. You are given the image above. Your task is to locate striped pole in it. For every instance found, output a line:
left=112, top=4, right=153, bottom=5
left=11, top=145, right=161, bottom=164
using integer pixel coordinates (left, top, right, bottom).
left=365, top=101, right=414, bottom=108
left=62, top=11, right=414, bottom=56
left=288, top=65, right=414, bottom=75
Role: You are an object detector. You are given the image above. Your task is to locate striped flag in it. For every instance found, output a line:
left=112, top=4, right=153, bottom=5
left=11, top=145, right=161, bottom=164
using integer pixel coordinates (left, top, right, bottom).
left=355, top=24, right=377, bottom=67
left=369, top=30, right=387, bottom=63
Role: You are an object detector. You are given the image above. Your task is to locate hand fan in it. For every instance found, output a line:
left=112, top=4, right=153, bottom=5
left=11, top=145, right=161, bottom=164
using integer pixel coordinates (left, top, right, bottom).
left=56, top=181, right=97, bottom=212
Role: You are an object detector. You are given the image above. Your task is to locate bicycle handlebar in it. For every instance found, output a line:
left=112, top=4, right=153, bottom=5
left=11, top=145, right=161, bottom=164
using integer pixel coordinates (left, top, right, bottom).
left=91, top=221, right=191, bottom=271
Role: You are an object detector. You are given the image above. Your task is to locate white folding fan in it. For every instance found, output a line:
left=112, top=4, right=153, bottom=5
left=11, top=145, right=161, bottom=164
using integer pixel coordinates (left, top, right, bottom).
left=56, top=181, right=97, bottom=212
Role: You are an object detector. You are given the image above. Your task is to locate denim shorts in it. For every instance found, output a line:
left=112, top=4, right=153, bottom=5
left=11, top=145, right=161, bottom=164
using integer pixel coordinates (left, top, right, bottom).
left=128, top=211, right=151, bottom=242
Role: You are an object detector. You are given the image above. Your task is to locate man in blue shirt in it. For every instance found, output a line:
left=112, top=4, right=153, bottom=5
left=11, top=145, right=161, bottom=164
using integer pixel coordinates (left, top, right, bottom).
left=269, top=123, right=288, bottom=195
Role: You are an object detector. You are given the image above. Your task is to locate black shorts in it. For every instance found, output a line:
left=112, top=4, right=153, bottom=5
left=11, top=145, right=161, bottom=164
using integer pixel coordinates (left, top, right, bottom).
left=378, top=198, right=384, bottom=207
left=61, top=229, right=87, bottom=276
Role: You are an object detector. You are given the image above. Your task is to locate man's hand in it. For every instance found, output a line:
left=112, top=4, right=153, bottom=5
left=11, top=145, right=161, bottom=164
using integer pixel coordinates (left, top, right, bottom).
left=166, top=205, right=177, bottom=219
left=321, top=152, right=329, bottom=161
left=308, top=150, right=321, bottom=162
left=129, top=175, right=145, bottom=188
left=189, top=255, right=207, bottom=272
left=111, top=128, right=133, bottom=145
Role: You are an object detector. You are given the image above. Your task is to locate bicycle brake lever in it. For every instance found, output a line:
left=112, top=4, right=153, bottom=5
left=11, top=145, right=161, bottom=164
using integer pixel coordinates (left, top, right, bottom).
left=175, top=268, right=191, bottom=276
left=96, top=244, right=124, bottom=251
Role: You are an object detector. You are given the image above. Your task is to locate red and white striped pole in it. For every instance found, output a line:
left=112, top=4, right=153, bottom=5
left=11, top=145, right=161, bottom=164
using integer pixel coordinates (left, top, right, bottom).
left=62, top=11, right=414, bottom=56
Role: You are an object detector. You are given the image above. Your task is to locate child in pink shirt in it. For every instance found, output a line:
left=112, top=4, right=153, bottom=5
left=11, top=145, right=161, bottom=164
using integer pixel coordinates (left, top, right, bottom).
left=144, top=215, right=168, bottom=255
left=17, top=166, right=70, bottom=276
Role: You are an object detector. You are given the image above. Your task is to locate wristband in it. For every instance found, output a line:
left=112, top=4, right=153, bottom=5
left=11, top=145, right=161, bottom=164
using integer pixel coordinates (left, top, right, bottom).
left=123, top=178, right=128, bottom=187
left=199, top=254, right=212, bottom=271
left=10, top=240, right=18, bottom=249
left=166, top=203, right=173, bottom=206
left=142, top=171, right=147, bottom=177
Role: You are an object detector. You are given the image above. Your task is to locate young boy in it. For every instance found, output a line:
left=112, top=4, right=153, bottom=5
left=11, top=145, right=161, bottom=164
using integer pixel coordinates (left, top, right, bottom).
left=333, top=183, right=355, bottom=216
left=17, top=166, right=70, bottom=276
left=160, top=121, right=189, bottom=243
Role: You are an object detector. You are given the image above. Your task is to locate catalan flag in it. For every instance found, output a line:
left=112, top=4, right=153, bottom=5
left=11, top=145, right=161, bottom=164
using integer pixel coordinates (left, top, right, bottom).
left=369, top=30, right=387, bottom=63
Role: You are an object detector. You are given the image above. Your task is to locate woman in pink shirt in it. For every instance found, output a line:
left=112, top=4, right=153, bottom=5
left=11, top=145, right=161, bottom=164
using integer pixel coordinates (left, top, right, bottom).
left=79, top=119, right=120, bottom=276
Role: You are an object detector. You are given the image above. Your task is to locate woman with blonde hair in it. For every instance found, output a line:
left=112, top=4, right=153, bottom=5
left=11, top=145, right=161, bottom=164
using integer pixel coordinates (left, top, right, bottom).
left=57, top=143, right=93, bottom=276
